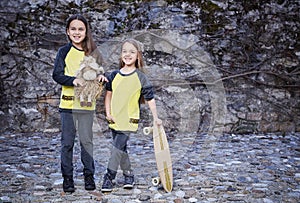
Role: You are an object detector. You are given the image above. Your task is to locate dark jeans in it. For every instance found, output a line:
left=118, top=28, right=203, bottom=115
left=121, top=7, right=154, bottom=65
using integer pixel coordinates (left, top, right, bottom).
left=107, top=130, right=132, bottom=178
left=60, top=111, right=95, bottom=177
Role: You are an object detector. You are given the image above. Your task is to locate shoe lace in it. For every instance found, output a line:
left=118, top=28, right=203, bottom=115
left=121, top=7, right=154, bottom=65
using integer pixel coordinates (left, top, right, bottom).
left=125, top=175, right=134, bottom=184
left=64, top=178, right=74, bottom=187
left=103, top=174, right=112, bottom=186
left=85, top=175, right=94, bottom=184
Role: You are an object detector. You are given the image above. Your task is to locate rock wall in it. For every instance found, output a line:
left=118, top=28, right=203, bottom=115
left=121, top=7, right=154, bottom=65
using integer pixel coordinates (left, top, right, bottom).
left=1, top=0, right=299, bottom=133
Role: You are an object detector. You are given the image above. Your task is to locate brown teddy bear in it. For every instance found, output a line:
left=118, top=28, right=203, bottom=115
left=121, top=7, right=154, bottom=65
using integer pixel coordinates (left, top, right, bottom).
left=74, top=55, right=104, bottom=107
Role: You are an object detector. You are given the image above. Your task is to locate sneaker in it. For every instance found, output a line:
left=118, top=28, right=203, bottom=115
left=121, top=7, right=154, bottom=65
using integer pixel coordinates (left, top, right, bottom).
left=84, top=174, right=96, bottom=190
left=63, top=176, right=75, bottom=193
left=123, top=174, right=134, bottom=189
left=101, top=173, right=113, bottom=192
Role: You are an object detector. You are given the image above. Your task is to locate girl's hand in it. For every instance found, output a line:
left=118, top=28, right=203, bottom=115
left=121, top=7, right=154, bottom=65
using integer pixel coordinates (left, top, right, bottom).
left=97, top=75, right=108, bottom=83
left=106, top=115, right=115, bottom=124
left=73, top=78, right=85, bottom=86
left=154, top=118, right=162, bottom=126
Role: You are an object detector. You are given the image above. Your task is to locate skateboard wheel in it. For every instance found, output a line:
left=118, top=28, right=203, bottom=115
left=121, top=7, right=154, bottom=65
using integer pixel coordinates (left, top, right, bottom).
left=143, top=127, right=153, bottom=135
left=152, top=177, right=161, bottom=186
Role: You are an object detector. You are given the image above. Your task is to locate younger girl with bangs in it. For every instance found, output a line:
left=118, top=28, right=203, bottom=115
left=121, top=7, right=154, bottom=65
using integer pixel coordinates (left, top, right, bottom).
left=101, top=39, right=162, bottom=192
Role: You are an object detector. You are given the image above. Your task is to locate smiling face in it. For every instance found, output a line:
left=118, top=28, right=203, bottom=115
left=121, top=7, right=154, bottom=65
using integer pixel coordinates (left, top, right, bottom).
left=121, top=42, right=138, bottom=68
left=67, top=19, right=86, bottom=49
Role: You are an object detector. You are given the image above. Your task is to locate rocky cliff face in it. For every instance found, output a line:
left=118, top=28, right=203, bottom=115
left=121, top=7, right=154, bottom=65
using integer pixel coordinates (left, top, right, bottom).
left=1, top=0, right=299, bottom=133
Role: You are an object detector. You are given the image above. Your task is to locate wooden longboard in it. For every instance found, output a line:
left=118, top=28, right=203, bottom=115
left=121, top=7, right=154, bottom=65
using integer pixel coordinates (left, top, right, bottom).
left=143, top=124, right=173, bottom=192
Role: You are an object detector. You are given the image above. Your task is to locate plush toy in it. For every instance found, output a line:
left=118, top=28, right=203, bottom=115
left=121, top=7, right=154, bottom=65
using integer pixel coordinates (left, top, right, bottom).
left=74, top=55, right=104, bottom=107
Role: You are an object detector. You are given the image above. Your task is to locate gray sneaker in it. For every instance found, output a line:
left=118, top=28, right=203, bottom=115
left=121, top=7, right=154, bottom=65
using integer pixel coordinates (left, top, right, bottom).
left=123, top=174, right=134, bottom=189
left=101, top=173, right=113, bottom=192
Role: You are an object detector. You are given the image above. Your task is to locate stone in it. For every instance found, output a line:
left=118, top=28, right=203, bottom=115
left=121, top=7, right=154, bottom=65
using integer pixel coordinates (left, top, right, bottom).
left=1, top=0, right=299, bottom=135
left=188, top=197, right=198, bottom=202
left=110, top=199, right=123, bottom=203
left=175, top=190, right=185, bottom=198
left=1, top=131, right=300, bottom=202
left=173, top=198, right=183, bottom=203
left=138, top=194, right=151, bottom=201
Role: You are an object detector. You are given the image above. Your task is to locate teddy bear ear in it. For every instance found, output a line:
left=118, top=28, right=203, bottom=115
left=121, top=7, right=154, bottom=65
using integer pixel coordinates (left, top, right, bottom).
left=99, top=66, right=104, bottom=72
left=89, top=62, right=99, bottom=70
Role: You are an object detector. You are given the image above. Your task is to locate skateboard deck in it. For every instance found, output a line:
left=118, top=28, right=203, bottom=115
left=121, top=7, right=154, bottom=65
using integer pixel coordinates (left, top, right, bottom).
left=143, top=124, right=173, bottom=192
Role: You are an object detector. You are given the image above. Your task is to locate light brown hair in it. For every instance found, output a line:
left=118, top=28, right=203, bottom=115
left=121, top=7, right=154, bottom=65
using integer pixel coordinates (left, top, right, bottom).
left=119, top=39, right=145, bottom=72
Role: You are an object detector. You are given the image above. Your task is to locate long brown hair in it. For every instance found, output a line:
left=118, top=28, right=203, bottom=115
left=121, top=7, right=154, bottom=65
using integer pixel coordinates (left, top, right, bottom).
left=119, top=39, right=145, bottom=72
left=66, top=14, right=96, bottom=56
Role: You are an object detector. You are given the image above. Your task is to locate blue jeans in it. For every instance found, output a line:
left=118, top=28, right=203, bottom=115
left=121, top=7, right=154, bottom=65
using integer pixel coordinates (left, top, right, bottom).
left=60, top=111, right=95, bottom=177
